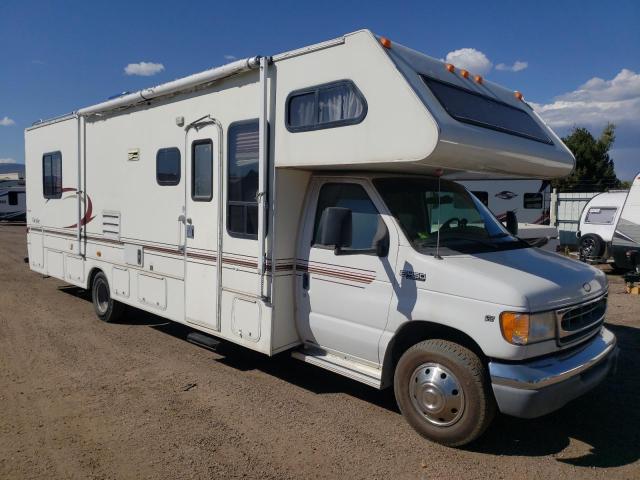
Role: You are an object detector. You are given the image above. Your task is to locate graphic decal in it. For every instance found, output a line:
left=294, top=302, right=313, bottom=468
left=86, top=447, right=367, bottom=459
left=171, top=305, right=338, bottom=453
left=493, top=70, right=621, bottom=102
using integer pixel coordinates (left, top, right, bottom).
left=56, top=187, right=96, bottom=228
left=495, top=191, right=518, bottom=200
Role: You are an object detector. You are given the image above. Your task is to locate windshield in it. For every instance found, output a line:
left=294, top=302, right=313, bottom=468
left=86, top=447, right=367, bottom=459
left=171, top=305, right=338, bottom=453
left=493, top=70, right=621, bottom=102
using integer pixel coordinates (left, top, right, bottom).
left=374, top=177, right=528, bottom=255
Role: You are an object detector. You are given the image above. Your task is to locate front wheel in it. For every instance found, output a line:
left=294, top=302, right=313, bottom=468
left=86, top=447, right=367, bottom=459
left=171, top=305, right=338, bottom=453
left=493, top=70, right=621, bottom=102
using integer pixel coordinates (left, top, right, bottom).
left=91, top=271, right=125, bottom=323
left=394, top=339, right=495, bottom=447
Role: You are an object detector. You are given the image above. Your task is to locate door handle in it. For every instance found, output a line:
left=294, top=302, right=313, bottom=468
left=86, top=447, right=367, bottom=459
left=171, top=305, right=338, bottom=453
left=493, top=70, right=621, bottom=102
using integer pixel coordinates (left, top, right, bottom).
left=302, top=272, right=309, bottom=290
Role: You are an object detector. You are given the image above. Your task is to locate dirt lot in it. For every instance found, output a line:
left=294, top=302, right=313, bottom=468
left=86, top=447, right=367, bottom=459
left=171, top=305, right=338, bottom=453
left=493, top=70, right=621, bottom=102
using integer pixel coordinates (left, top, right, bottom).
left=0, top=223, right=639, bottom=479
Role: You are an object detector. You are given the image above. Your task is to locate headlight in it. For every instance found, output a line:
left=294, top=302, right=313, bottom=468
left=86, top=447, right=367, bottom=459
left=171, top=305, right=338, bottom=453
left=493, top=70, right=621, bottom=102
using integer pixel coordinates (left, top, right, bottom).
left=500, top=311, right=556, bottom=345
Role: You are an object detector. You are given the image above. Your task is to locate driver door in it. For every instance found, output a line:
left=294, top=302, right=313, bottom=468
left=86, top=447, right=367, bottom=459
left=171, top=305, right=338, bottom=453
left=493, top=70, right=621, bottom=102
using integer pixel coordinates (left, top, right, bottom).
left=296, top=178, right=396, bottom=364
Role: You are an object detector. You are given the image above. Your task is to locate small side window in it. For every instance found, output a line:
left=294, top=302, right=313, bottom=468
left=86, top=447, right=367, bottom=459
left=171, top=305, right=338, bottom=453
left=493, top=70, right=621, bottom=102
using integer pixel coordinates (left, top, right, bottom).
left=42, top=151, right=62, bottom=199
left=156, top=147, right=181, bottom=186
left=228, top=120, right=259, bottom=238
left=585, top=207, right=617, bottom=225
left=313, top=183, right=384, bottom=252
left=192, top=140, right=213, bottom=201
left=8, top=191, right=19, bottom=206
left=471, top=191, right=489, bottom=206
left=286, top=80, right=367, bottom=132
left=523, top=193, right=543, bottom=209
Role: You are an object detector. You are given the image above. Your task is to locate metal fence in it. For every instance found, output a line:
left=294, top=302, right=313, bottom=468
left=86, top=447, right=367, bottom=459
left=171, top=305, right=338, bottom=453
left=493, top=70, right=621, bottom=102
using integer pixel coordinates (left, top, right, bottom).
left=550, top=191, right=600, bottom=246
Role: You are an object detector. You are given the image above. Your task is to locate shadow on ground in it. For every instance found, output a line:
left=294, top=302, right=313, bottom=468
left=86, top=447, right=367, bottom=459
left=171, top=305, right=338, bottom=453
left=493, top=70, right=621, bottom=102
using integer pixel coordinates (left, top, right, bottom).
left=58, top=284, right=640, bottom=468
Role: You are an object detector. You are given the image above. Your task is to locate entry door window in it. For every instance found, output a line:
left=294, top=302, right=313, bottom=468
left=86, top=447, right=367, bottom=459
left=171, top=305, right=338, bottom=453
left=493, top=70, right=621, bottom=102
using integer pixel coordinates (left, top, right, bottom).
left=313, top=183, right=382, bottom=250
left=192, top=140, right=213, bottom=201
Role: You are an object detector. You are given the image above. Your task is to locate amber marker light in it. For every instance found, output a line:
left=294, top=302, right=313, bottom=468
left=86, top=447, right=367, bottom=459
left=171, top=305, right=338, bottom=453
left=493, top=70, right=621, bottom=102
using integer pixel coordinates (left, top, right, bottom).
left=379, top=37, right=392, bottom=49
left=460, top=69, right=469, bottom=78
left=500, top=312, right=530, bottom=345
left=445, top=63, right=455, bottom=73
left=514, top=91, right=523, bottom=101
left=474, top=75, right=483, bottom=84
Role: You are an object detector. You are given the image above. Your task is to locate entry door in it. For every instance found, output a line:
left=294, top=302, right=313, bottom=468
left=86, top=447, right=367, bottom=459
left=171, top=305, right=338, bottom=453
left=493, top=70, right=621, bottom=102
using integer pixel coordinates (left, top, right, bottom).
left=296, top=179, right=395, bottom=364
left=184, top=122, right=220, bottom=331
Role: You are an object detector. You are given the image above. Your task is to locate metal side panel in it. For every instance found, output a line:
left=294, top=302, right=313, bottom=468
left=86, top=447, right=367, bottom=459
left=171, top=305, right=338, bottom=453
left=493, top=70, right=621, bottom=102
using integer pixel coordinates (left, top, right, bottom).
left=291, top=347, right=382, bottom=389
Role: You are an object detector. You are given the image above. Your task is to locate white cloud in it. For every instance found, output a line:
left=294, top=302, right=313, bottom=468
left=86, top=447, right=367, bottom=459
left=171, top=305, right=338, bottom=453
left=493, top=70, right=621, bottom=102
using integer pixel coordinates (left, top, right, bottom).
left=0, top=158, right=17, bottom=164
left=0, top=116, right=15, bottom=126
left=444, top=48, right=492, bottom=75
left=496, top=60, right=528, bottom=72
left=224, top=54, right=236, bottom=61
left=124, top=62, right=165, bottom=76
left=531, top=69, right=640, bottom=128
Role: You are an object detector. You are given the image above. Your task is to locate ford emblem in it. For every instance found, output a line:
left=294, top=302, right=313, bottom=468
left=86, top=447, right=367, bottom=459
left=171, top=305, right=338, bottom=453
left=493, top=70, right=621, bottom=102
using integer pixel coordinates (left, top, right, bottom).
left=583, top=283, right=592, bottom=292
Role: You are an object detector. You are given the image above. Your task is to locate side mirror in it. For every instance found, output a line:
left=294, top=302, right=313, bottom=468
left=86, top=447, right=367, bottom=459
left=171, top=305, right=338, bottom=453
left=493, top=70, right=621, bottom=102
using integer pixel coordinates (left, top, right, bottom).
left=505, top=210, right=518, bottom=236
left=316, top=207, right=352, bottom=248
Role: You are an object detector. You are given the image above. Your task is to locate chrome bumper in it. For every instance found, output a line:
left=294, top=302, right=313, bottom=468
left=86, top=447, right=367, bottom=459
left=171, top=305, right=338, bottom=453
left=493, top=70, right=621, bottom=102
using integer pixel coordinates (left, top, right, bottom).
left=489, top=327, right=618, bottom=418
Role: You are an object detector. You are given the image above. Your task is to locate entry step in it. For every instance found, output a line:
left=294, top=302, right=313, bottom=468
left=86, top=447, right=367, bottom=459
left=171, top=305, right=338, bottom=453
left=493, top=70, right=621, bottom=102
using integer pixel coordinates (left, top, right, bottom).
left=291, top=346, right=382, bottom=388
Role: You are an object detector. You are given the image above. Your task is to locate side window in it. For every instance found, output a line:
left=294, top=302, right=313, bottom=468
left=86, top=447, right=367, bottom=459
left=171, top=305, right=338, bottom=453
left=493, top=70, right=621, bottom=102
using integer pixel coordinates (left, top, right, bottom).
left=287, top=80, right=367, bottom=132
left=156, top=147, right=181, bottom=186
left=585, top=207, right=617, bottom=225
left=8, top=191, right=18, bottom=206
left=313, top=183, right=382, bottom=250
left=42, top=151, right=62, bottom=199
left=523, top=192, right=543, bottom=209
left=228, top=120, right=259, bottom=238
left=471, top=191, right=489, bottom=206
left=192, top=140, right=213, bottom=201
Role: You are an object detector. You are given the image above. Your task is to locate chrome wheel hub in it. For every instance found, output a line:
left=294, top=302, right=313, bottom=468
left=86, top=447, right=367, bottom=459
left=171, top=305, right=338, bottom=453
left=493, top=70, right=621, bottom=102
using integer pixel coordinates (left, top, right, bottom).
left=96, top=281, right=109, bottom=314
left=409, top=363, right=465, bottom=427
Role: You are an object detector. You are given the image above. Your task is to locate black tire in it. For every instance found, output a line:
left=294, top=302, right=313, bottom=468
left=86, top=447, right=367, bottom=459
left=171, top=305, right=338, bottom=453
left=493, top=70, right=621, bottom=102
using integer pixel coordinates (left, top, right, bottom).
left=91, top=271, right=125, bottom=323
left=394, top=339, right=495, bottom=447
left=579, top=234, right=603, bottom=259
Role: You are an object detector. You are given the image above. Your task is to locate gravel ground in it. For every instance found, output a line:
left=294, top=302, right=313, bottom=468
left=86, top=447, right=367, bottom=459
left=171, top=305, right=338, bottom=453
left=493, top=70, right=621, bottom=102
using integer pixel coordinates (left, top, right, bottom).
left=1, top=223, right=639, bottom=479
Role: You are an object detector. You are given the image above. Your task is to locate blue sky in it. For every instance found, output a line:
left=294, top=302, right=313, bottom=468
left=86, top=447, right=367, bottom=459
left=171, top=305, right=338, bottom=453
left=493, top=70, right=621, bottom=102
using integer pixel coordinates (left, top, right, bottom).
left=1, top=0, right=638, bottom=179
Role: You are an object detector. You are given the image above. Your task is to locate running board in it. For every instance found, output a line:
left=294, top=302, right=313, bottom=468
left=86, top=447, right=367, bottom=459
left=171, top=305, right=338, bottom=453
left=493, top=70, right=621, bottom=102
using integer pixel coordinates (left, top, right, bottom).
left=291, top=347, right=382, bottom=389
left=186, top=331, right=221, bottom=352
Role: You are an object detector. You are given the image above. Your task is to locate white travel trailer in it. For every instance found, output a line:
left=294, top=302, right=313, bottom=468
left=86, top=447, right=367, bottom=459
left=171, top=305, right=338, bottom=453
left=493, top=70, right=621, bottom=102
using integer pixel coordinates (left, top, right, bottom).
left=0, top=173, right=26, bottom=221
left=25, top=30, right=618, bottom=446
left=454, top=177, right=559, bottom=250
left=578, top=173, right=640, bottom=271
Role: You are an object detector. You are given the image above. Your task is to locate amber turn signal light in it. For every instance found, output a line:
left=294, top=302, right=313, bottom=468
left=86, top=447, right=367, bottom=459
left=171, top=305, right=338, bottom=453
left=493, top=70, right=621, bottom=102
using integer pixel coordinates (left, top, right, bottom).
left=379, top=37, right=392, bottom=49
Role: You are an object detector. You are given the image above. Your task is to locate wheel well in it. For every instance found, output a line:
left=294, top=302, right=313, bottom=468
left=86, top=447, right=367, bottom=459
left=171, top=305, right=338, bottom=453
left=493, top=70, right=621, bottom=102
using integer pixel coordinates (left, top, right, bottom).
left=87, top=267, right=104, bottom=290
left=381, top=321, right=486, bottom=388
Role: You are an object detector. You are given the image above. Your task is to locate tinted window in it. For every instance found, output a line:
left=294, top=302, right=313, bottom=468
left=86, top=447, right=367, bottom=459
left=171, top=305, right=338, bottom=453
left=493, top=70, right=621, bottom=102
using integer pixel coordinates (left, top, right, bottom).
left=287, top=81, right=366, bottom=132
left=228, top=120, right=259, bottom=238
left=421, top=76, right=552, bottom=144
left=192, top=140, right=213, bottom=201
left=42, top=151, right=62, bottom=199
left=313, top=183, right=381, bottom=250
left=523, top=193, right=543, bottom=209
left=8, top=191, right=19, bottom=206
left=586, top=207, right=617, bottom=224
left=156, top=148, right=181, bottom=186
left=471, top=191, right=489, bottom=206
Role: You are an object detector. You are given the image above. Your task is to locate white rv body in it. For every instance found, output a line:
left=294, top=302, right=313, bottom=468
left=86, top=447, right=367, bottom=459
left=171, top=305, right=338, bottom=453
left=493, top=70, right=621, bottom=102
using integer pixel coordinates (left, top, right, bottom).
left=25, top=30, right=617, bottom=446
left=0, top=175, right=26, bottom=221
left=610, top=173, right=640, bottom=271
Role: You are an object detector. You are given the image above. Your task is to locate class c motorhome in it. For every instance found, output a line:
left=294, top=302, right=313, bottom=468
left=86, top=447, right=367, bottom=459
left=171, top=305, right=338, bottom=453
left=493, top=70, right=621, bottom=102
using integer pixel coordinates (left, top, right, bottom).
left=25, top=30, right=618, bottom=446
left=0, top=172, right=26, bottom=221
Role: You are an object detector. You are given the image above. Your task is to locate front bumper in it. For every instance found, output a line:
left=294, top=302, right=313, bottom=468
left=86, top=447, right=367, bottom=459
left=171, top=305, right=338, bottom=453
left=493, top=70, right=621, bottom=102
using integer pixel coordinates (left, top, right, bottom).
left=489, top=327, right=618, bottom=418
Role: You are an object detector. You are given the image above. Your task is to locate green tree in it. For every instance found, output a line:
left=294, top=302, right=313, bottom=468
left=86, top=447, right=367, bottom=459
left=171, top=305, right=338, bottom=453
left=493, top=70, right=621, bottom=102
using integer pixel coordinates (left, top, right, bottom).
left=552, top=123, right=622, bottom=192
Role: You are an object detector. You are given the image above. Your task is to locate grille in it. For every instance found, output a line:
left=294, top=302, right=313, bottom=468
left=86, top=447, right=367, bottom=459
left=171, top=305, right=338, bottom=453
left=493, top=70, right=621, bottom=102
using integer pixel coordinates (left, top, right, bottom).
left=557, top=295, right=607, bottom=346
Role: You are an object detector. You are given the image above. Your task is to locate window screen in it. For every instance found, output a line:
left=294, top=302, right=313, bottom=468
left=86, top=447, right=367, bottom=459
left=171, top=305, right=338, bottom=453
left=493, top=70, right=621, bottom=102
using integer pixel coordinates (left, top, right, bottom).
left=524, top=193, right=543, bottom=209
left=421, top=75, right=552, bottom=144
left=156, top=148, right=181, bottom=186
left=42, top=151, right=62, bottom=199
left=8, top=191, right=19, bottom=206
left=471, top=191, right=489, bottom=206
left=585, top=207, right=617, bottom=224
left=228, top=120, right=259, bottom=238
left=313, top=183, right=381, bottom=250
left=287, top=80, right=366, bottom=132
left=192, top=140, right=213, bottom=201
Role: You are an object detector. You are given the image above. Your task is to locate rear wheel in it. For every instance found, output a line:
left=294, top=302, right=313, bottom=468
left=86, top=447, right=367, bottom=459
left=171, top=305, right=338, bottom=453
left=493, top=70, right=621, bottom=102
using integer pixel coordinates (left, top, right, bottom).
left=91, top=271, right=125, bottom=323
left=394, top=339, right=495, bottom=447
left=579, top=234, right=603, bottom=260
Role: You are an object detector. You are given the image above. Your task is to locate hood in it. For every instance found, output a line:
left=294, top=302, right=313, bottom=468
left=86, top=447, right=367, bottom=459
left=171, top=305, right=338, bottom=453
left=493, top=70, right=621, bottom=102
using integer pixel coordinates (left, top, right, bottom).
left=418, top=247, right=607, bottom=311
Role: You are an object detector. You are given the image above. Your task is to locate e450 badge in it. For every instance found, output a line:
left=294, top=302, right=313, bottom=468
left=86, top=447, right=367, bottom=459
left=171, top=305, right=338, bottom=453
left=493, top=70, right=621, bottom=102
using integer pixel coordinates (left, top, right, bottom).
left=400, top=270, right=426, bottom=282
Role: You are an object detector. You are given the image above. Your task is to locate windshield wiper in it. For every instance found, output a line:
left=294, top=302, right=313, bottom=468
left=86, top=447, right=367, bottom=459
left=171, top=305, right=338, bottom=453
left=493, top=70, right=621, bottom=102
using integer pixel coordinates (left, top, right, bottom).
left=417, top=236, right=499, bottom=249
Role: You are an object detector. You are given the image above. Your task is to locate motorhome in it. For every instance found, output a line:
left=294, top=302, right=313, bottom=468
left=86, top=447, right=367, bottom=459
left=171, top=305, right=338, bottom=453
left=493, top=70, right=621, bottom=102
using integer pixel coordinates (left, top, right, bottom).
left=577, top=175, right=640, bottom=272
left=25, top=30, right=618, bottom=446
left=454, top=177, right=559, bottom=250
left=0, top=172, right=26, bottom=221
